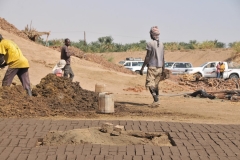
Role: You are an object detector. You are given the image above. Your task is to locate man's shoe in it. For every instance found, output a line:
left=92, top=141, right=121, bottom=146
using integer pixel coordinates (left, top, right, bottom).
left=148, top=101, right=160, bottom=108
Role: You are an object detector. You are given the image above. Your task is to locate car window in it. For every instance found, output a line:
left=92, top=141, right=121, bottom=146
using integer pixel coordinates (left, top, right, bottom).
left=205, top=63, right=216, bottom=68
left=137, top=62, right=143, bottom=66
left=185, top=63, right=192, bottom=68
left=165, top=62, right=174, bottom=68
left=173, top=63, right=180, bottom=68
left=132, top=62, right=138, bottom=66
left=124, top=62, right=131, bottom=66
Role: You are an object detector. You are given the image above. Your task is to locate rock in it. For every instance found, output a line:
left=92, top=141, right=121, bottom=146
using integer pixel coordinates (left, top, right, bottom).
left=113, top=125, right=124, bottom=133
left=111, top=131, right=120, bottom=136
left=100, top=122, right=113, bottom=133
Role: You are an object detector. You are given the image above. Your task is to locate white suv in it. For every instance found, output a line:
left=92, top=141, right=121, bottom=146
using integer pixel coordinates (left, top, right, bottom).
left=123, top=61, right=147, bottom=74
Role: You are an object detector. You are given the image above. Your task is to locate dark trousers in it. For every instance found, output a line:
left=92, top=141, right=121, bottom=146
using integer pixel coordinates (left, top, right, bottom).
left=63, top=64, right=74, bottom=81
left=220, top=72, right=224, bottom=78
left=2, top=68, right=31, bottom=90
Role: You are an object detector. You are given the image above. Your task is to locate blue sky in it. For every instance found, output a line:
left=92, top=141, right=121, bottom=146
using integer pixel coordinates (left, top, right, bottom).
left=0, top=0, right=240, bottom=45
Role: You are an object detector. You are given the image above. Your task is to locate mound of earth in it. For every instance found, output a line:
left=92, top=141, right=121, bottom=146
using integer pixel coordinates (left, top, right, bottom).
left=51, top=46, right=135, bottom=75
left=0, top=17, right=29, bottom=40
left=0, top=74, right=130, bottom=118
left=39, top=128, right=172, bottom=147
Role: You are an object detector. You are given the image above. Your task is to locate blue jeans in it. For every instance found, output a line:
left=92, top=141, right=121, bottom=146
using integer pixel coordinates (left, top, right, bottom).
left=216, top=72, right=220, bottom=78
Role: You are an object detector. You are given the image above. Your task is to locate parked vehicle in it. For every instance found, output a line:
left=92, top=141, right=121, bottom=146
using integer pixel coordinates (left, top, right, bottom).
left=123, top=60, right=147, bottom=74
left=165, top=62, right=193, bottom=74
left=185, top=61, right=240, bottom=79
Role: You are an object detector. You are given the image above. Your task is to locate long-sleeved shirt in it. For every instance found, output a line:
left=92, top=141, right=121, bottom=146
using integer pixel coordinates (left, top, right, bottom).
left=61, top=45, right=72, bottom=64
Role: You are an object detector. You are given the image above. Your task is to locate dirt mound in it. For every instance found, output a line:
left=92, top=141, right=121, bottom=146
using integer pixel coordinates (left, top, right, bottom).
left=0, top=17, right=29, bottom=40
left=0, top=74, right=130, bottom=118
left=51, top=46, right=135, bottom=75
left=40, top=128, right=171, bottom=146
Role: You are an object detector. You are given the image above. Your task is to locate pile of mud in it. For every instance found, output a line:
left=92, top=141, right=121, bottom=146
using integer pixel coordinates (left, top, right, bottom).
left=0, top=74, right=130, bottom=118
left=0, top=17, right=29, bottom=40
left=51, top=46, right=135, bottom=75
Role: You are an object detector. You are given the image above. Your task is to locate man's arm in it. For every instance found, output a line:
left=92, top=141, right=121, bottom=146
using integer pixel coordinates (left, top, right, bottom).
left=140, top=50, right=151, bottom=75
left=0, top=54, right=7, bottom=68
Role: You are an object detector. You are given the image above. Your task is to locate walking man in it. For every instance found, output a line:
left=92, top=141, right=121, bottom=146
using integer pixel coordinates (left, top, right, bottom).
left=216, top=62, right=220, bottom=78
left=61, top=38, right=74, bottom=81
left=0, top=34, right=32, bottom=96
left=140, top=26, right=165, bottom=107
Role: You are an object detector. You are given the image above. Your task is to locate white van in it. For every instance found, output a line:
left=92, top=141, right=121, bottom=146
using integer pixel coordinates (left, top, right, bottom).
left=123, top=61, right=148, bottom=74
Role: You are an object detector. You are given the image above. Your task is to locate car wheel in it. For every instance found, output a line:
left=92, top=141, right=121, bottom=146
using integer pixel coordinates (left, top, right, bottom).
left=194, top=73, right=202, bottom=79
left=229, top=74, right=239, bottom=79
left=135, top=70, right=140, bottom=74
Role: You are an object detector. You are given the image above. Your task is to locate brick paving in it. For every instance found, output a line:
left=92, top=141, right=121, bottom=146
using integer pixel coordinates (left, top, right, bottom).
left=0, top=118, right=239, bottom=160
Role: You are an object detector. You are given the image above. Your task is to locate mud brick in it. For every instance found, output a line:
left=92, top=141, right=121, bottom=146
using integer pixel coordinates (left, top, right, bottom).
left=124, top=125, right=132, bottom=131
left=46, top=152, right=56, bottom=156
left=160, top=155, right=171, bottom=160
left=16, top=154, right=29, bottom=160
left=34, top=132, right=46, bottom=138
left=39, top=147, right=49, bottom=153
left=101, top=123, right=113, bottom=133
left=66, top=145, right=75, bottom=152
left=56, top=145, right=67, bottom=154
left=36, top=155, right=47, bottom=160
left=119, top=121, right=127, bottom=126
left=177, top=132, right=188, bottom=140
left=118, top=146, right=126, bottom=152
left=123, top=155, right=133, bottom=160
left=104, top=155, right=113, bottom=160
left=84, top=155, right=95, bottom=160
left=188, top=149, right=199, bottom=157
left=127, top=145, right=135, bottom=156
left=35, top=125, right=44, bottom=132
left=118, top=152, right=126, bottom=155
left=8, top=138, right=20, bottom=147
left=58, top=126, right=67, bottom=131
left=113, top=155, right=123, bottom=160
left=170, top=146, right=180, bottom=155
left=132, top=125, right=140, bottom=131
left=161, top=146, right=171, bottom=155
left=169, top=155, right=181, bottom=160
left=0, top=138, right=11, bottom=147
left=132, top=155, right=142, bottom=160
left=90, top=147, right=100, bottom=155
left=151, top=155, right=162, bottom=160
left=82, top=147, right=92, bottom=155
left=177, top=146, right=189, bottom=156
left=91, top=121, right=100, bottom=127
left=49, top=125, right=59, bottom=131
left=27, top=138, right=38, bottom=147
left=139, top=126, right=147, bottom=132
left=26, top=131, right=36, bottom=138
left=66, top=154, right=76, bottom=160
left=135, top=145, right=144, bottom=156
left=73, top=145, right=83, bottom=155
left=47, top=155, right=57, bottom=160
left=30, top=148, right=40, bottom=154
left=218, top=156, right=228, bottom=160
left=76, top=155, right=85, bottom=160
left=66, top=125, right=74, bottom=131
left=10, top=125, right=21, bottom=132
left=0, top=147, right=14, bottom=160
left=1, top=133, right=10, bottom=139
left=109, top=151, right=117, bottom=155
left=143, top=145, right=153, bottom=155
left=42, top=125, right=51, bottom=132
left=152, top=146, right=163, bottom=156
left=109, top=146, right=118, bottom=152
left=100, top=145, right=109, bottom=155
left=56, top=154, right=67, bottom=160
left=94, top=155, right=104, bottom=160
left=142, top=155, right=151, bottom=160
left=126, top=121, right=134, bottom=126
left=27, top=154, right=38, bottom=160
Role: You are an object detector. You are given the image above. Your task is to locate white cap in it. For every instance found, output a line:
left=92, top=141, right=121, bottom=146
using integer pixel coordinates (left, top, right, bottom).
left=52, top=59, right=66, bottom=74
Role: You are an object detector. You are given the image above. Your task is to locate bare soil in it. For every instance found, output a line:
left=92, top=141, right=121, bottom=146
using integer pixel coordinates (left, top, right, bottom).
left=40, top=128, right=171, bottom=146
left=0, top=17, right=240, bottom=125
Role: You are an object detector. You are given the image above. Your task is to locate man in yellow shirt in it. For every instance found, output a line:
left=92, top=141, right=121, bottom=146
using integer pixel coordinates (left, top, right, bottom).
left=219, top=62, right=225, bottom=78
left=0, top=34, right=32, bottom=96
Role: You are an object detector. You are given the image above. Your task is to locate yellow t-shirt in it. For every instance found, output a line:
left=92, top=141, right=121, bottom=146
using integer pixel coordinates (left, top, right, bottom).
left=0, top=39, right=29, bottom=68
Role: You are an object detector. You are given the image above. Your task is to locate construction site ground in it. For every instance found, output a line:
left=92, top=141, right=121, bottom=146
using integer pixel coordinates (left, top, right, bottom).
left=0, top=18, right=240, bottom=159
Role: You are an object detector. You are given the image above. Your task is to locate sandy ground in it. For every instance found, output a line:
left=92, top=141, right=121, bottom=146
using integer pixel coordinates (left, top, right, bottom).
left=1, top=28, right=240, bottom=125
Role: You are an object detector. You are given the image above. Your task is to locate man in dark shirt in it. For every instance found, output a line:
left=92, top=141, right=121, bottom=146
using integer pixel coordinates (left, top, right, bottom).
left=61, top=38, right=74, bottom=81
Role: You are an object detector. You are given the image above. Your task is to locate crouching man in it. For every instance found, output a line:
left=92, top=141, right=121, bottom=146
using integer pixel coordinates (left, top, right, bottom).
left=140, top=26, right=165, bottom=107
left=0, top=34, right=32, bottom=96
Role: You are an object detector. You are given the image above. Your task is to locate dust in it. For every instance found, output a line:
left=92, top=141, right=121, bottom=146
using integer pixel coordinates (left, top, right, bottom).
left=40, top=128, right=172, bottom=147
